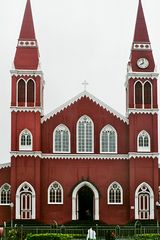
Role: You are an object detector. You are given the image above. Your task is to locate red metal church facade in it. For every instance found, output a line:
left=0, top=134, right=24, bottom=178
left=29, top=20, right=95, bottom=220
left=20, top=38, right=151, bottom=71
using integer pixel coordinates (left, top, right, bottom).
left=0, top=0, right=159, bottom=225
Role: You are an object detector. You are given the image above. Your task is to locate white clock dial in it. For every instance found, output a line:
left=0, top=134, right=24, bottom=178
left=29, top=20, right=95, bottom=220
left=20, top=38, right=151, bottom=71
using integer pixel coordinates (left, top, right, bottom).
left=137, top=58, right=149, bottom=69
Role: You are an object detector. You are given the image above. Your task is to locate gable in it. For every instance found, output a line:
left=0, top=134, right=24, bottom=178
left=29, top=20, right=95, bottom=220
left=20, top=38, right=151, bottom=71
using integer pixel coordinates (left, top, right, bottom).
left=41, top=91, right=128, bottom=124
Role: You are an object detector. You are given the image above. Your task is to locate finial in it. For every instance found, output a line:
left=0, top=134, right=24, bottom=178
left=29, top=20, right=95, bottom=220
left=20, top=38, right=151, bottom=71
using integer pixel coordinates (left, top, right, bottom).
left=82, top=80, right=89, bottom=91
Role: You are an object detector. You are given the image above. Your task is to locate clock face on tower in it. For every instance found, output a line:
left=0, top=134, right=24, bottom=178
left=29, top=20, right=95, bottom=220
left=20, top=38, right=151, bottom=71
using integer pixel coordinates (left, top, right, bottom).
left=137, top=58, right=149, bottom=69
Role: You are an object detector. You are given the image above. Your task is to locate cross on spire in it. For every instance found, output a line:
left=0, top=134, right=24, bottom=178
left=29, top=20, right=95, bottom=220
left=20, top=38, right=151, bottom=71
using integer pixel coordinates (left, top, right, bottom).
left=82, top=80, right=89, bottom=91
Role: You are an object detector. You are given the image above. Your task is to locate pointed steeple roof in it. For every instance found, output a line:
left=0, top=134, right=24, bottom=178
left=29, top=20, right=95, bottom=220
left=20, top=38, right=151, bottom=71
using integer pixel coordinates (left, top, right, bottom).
left=133, top=0, right=150, bottom=43
left=19, top=0, right=36, bottom=40
left=14, top=0, right=39, bottom=70
left=129, top=0, right=155, bottom=72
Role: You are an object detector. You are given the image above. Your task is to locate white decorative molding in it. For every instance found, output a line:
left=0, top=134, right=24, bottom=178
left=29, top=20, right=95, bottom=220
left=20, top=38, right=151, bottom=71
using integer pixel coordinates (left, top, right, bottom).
left=11, top=151, right=42, bottom=158
left=10, top=107, right=42, bottom=113
left=0, top=163, right=11, bottom=169
left=128, top=108, right=158, bottom=115
left=10, top=69, right=44, bottom=78
left=18, top=40, right=37, bottom=48
left=132, top=42, right=151, bottom=50
left=42, top=154, right=128, bottom=160
left=127, top=72, right=159, bottom=80
left=129, top=152, right=158, bottom=159
left=41, top=91, right=128, bottom=124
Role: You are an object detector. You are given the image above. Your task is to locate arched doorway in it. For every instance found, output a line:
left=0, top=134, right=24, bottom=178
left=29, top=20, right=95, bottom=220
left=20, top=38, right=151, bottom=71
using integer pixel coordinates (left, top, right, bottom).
left=72, top=181, right=99, bottom=220
left=78, top=186, right=93, bottom=220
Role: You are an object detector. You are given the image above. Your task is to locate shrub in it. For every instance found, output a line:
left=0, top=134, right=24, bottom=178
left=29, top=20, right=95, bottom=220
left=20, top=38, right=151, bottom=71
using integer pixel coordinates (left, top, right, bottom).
left=135, top=233, right=160, bottom=240
left=26, top=233, right=85, bottom=240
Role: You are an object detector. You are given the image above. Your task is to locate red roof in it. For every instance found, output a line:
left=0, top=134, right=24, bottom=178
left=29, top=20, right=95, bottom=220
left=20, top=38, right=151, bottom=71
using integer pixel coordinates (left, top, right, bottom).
left=133, top=0, right=150, bottom=42
left=14, top=0, right=39, bottom=70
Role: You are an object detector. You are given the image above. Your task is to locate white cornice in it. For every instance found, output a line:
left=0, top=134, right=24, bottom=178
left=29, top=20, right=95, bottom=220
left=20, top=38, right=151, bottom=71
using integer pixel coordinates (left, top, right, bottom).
left=125, top=72, right=159, bottom=87
left=11, top=151, right=42, bottom=158
left=42, top=154, right=128, bottom=160
left=129, top=152, right=158, bottom=159
left=127, top=72, right=159, bottom=79
left=0, top=163, right=11, bottom=169
left=10, top=107, right=42, bottom=113
left=128, top=108, right=158, bottom=115
left=41, top=91, right=128, bottom=124
left=10, top=69, right=43, bottom=76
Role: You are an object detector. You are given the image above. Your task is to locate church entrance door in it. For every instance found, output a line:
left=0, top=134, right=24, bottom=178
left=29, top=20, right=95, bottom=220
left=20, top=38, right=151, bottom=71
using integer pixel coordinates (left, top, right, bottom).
left=78, top=186, right=93, bottom=220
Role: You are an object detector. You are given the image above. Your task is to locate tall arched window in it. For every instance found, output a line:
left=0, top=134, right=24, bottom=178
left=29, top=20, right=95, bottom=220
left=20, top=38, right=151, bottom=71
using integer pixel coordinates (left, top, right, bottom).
left=137, top=130, right=150, bottom=152
left=135, top=182, right=154, bottom=220
left=108, top=182, right=123, bottom=204
left=144, top=81, right=151, bottom=105
left=17, top=79, right=25, bottom=106
left=16, top=182, right=36, bottom=219
left=27, top=79, right=35, bottom=106
left=19, top=129, right=32, bottom=151
left=48, top=181, right=63, bottom=204
left=100, top=125, right=117, bottom=153
left=0, top=183, right=11, bottom=205
left=77, top=115, right=94, bottom=153
left=135, top=81, right=142, bottom=107
left=53, top=124, right=70, bottom=153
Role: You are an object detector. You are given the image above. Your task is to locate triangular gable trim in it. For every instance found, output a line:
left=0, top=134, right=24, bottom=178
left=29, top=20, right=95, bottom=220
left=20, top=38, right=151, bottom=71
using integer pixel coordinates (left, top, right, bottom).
left=41, top=91, right=128, bottom=124
left=0, top=162, right=11, bottom=169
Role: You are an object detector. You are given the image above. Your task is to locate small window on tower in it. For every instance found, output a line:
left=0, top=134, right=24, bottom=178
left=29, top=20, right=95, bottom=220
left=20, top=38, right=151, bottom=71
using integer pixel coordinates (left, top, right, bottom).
left=27, top=79, right=35, bottom=107
left=144, top=81, right=152, bottom=107
left=135, top=81, right=142, bottom=108
left=137, top=130, right=150, bottom=152
left=17, top=79, right=25, bottom=106
left=19, top=129, right=32, bottom=151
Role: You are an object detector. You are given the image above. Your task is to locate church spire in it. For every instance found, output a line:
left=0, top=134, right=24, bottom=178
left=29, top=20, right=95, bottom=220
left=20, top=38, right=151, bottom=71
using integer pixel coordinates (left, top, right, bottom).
left=133, top=0, right=149, bottom=43
left=129, top=0, right=155, bottom=72
left=19, top=0, right=36, bottom=40
left=14, top=0, right=39, bottom=70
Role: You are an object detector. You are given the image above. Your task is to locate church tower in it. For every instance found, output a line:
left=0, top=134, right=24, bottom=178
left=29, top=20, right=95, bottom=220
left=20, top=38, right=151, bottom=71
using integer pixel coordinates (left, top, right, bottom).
left=126, top=0, right=159, bottom=220
left=10, top=0, right=43, bottom=220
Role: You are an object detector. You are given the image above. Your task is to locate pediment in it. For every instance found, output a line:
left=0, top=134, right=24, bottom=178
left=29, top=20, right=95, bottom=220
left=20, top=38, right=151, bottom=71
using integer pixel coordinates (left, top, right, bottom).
left=41, top=91, right=128, bottom=124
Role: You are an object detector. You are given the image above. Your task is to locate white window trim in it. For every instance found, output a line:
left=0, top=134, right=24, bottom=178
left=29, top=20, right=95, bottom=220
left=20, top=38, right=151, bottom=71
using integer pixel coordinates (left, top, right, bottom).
left=0, top=183, right=11, bottom=206
left=100, top=125, right=117, bottom=153
left=137, top=130, right=150, bottom=152
left=48, top=181, right=63, bottom=204
left=16, top=181, right=36, bottom=219
left=107, top=181, right=123, bottom=205
left=76, top=115, right=94, bottom=153
left=134, top=80, right=153, bottom=109
left=53, top=124, right=70, bottom=153
left=19, top=129, right=33, bottom=151
left=135, top=182, right=154, bottom=220
left=16, top=78, right=36, bottom=107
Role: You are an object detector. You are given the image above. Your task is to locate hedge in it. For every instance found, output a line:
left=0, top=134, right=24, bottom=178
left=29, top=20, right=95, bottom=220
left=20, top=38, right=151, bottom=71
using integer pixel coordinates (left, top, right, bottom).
left=135, top=233, right=160, bottom=240
left=26, top=233, right=85, bottom=240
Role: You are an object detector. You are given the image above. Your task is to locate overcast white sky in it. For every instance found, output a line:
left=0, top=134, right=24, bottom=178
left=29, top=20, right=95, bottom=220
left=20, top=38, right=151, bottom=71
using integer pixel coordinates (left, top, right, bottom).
left=0, top=0, right=160, bottom=163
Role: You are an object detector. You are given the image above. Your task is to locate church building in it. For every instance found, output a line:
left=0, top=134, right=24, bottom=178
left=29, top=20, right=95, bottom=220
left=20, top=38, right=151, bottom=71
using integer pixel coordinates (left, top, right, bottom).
left=0, top=0, right=159, bottom=225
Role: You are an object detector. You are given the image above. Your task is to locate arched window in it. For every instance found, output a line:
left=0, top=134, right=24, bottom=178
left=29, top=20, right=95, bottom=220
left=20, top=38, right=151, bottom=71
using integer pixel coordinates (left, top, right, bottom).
left=108, top=182, right=123, bottom=204
left=27, top=79, right=35, bottom=106
left=19, top=129, right=32, bottom=151
left=135, top=182, right=154, bottom=220
left=137, top=130, right=150, bottom=152
left=17, top=79, right=25, bottom=106
left=0, top=183, right=11, bottom=205
left=135, top=81, right=142, bottom=107
left=77, top=115, right=94, bottom=153
left=144, top=81, right=151, bottom=105
left=48, top=181, right=63, bottom=204
left=100, top=125, right=117, bottom=153
left=53, top=124, right=70, bottom=153
left=16, top=182, right=36, bottom=219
